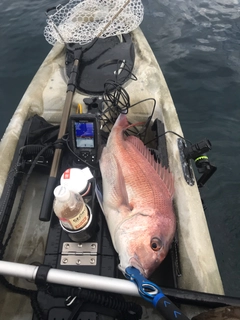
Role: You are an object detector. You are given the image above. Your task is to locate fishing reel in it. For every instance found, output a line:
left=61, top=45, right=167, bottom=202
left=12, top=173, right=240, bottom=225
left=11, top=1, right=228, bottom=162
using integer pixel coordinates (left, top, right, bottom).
left=179, top=138, right=217, bottom=187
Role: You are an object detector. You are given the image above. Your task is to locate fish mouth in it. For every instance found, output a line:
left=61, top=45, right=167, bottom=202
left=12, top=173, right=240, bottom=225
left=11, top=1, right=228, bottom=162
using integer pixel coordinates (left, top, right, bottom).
left=118, top=258, right=146, bottom=277
left=129, top=257, right=147, bottom=277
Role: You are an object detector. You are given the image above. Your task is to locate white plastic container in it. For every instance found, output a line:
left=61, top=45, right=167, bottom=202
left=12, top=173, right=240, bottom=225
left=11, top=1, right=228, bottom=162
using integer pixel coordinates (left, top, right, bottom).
left=60, top=168, right=93, bottom=196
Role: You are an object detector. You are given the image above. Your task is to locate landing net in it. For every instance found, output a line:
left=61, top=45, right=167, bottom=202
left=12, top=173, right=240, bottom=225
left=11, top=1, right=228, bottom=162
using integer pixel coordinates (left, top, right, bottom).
left=44, top=0, right=144, bottom=45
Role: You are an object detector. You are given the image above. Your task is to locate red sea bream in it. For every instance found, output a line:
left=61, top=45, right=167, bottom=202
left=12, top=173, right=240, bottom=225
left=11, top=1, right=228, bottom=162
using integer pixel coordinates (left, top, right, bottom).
left=99, top=114, right=176, bottom=277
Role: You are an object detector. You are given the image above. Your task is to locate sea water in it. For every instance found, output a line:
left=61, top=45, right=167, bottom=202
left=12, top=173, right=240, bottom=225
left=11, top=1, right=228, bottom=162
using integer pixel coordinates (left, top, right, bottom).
left=0, top=0, right=239, bottom=299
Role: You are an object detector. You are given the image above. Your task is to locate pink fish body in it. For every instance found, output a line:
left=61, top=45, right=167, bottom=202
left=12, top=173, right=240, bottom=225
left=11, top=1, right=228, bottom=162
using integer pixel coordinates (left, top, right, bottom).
left=99, top=114, right=176, bottom=277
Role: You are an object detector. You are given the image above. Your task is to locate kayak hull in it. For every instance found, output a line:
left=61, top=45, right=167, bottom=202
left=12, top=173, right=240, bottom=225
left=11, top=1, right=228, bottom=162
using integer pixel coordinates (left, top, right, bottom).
left=0, top=28, right=223, bottom=319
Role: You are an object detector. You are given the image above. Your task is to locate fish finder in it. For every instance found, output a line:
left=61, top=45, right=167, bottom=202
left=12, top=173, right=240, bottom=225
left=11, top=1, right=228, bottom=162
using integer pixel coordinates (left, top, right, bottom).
left=68, top=114, right=101, bottom=163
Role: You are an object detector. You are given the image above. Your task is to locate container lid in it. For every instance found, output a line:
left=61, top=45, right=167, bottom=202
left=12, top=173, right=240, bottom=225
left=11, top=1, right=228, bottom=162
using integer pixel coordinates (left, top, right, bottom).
left=60, top=168, right=93, bottom=194
left=54, top=185, right=70, bottom=202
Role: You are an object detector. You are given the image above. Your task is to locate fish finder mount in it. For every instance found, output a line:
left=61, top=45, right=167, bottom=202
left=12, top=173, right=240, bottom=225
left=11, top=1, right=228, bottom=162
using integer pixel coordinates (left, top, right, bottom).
left=178, top=138, right=217, bottom=187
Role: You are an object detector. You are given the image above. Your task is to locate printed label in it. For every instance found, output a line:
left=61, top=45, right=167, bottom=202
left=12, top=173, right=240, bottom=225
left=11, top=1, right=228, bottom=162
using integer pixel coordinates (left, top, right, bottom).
left=60, top=205, right=89, bottom=230
left=63, top=169, right=71, bottom=179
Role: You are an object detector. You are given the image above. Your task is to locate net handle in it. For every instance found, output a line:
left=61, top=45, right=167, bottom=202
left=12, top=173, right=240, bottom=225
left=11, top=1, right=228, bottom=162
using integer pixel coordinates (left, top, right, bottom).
left=45, top=7, right=66, bottom=44
left=96, top=0, right=131, bottom=38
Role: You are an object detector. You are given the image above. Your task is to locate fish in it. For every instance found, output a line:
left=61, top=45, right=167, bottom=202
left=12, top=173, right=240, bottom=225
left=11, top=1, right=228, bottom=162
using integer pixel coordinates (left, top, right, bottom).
left=99, top=114, right=176, bottom=278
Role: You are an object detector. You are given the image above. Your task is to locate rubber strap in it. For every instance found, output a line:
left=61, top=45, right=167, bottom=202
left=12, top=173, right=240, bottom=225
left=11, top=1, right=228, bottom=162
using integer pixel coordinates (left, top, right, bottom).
left=35, top=265, right=52, bottom=286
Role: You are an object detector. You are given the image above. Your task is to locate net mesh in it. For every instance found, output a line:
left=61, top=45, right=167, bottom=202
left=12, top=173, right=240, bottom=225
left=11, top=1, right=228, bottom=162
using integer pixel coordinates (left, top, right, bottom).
left=44, top=0, right=144, bottom=45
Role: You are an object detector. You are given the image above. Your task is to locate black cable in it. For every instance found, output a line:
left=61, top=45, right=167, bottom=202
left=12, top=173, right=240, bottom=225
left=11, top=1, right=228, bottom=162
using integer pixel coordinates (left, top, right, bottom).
left=101, top=61, right=134, bottom=125
left=0, top=275, right=34, bottom=296
left=144, top=130, right=193, bottom=146
left=78, top=288, right=142, bottom=319
left=0, top=275, right=45, bottom=320
left=127, top=98, right=156, bottom=141
left=114, top=59, right=138, bottom=84
left=30, top=292, right=46, bottom=320
left=20, top=144, right=54, bottom=158
left=99, top=62, right=156, bottom=142
left=49, top=285, right=142, bottom=320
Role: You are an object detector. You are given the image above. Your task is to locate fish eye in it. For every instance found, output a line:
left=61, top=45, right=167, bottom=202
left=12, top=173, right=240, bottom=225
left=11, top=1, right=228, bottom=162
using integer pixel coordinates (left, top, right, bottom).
left=150, top=237, right=162, bottom=251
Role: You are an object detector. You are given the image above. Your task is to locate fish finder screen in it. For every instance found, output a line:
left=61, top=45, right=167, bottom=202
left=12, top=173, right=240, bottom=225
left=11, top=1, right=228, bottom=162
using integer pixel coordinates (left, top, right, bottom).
left=74, top=121, right=95, bottom=148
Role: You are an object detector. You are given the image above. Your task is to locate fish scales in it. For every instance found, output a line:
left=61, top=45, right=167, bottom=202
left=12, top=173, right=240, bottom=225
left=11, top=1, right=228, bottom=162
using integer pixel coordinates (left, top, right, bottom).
left=107, top=129, right=172, bottom=210
left=122, top=143, right=170, bottom=209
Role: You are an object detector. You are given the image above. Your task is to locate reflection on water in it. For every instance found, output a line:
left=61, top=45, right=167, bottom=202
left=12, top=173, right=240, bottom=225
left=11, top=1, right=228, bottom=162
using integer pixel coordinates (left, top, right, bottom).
left=142, top=0, right=240, bottom=297
left=0, top=0, right=240, bottom=297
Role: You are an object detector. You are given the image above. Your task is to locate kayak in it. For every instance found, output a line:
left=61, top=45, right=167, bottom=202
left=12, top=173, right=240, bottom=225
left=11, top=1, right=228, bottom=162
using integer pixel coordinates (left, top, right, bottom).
left=0, top=6, right=226, bottom=319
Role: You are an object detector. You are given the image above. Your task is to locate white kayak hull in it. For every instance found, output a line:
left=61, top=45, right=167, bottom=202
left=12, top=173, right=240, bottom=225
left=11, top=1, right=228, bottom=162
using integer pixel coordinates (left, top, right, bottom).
left=0, top=28, right=223, bottom=319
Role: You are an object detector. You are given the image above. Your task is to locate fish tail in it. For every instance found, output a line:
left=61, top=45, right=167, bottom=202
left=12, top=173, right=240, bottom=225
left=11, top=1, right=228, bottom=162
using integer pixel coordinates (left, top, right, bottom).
left=115, top=114, right=145, bottom=131
left=115, top=113, right=129, bottom=129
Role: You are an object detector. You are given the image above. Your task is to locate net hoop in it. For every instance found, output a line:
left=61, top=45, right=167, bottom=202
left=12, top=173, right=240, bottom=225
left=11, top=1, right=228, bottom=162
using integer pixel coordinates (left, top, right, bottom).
left=44, top=0, right=144, bottom=45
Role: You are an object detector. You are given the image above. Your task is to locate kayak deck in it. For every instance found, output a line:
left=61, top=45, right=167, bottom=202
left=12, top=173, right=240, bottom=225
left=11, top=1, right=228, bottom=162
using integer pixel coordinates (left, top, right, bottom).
left=0, top=28, right=224, bottom=319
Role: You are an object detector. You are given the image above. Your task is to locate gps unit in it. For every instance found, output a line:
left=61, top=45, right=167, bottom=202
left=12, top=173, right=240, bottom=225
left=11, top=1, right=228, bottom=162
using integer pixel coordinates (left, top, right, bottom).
left=68, top=114, right=101, bottom=163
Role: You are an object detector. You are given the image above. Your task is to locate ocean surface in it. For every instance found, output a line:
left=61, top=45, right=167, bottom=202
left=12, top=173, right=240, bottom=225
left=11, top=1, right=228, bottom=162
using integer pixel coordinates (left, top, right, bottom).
left=0, top=0, right=239, bottom=299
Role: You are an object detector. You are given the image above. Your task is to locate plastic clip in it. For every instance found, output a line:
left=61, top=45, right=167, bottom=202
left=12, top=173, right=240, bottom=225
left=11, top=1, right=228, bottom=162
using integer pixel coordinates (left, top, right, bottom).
left=125, top=267, right=190, bottom=320
left=124, top=266, right=162, bottom=303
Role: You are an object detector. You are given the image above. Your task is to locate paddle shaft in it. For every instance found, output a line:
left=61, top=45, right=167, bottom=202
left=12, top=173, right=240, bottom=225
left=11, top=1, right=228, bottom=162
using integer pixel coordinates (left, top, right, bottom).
left=1, top=261, right=240, bottom=313
left=0, top=261, right=139, bottom=296
left=39, top=56, right=82, bottom=222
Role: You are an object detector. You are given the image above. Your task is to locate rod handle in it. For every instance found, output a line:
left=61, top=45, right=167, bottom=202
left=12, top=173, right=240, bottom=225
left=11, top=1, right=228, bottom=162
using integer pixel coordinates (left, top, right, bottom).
left=153, top=294, right=190, bottom=320
left=39, top=176, right=57, bottom=221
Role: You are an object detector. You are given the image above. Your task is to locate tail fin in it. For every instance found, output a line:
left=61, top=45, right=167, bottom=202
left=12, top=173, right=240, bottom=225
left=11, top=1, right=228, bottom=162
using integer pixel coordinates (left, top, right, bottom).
left=115, top=114, right=145, bottom=130
left=114, top=113, right=129, bottom=129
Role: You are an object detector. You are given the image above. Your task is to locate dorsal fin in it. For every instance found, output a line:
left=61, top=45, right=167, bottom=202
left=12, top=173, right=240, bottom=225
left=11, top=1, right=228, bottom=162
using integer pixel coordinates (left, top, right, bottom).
left=126, top=135, right=174, bottom=196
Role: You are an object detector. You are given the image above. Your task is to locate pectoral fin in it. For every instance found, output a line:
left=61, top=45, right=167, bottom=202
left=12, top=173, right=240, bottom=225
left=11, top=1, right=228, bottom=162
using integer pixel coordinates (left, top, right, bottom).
left=99, top=147, right=130, bottom=213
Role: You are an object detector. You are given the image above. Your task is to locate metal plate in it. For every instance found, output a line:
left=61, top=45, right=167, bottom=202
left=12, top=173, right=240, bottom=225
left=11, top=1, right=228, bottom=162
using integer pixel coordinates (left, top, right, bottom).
left=62, top=242, right=98, bottom=254
left=60, top=255, right=97, bottom=266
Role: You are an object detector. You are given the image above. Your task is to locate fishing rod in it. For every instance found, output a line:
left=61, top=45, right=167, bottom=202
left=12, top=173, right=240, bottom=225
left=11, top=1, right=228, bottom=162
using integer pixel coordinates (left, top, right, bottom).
left=39, top=0, right=131, bottom=221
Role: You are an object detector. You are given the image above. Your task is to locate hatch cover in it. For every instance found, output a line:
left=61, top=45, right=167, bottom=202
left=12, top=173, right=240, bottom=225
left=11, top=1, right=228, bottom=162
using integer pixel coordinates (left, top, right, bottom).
left=65, top=33, right=135, bottom=95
